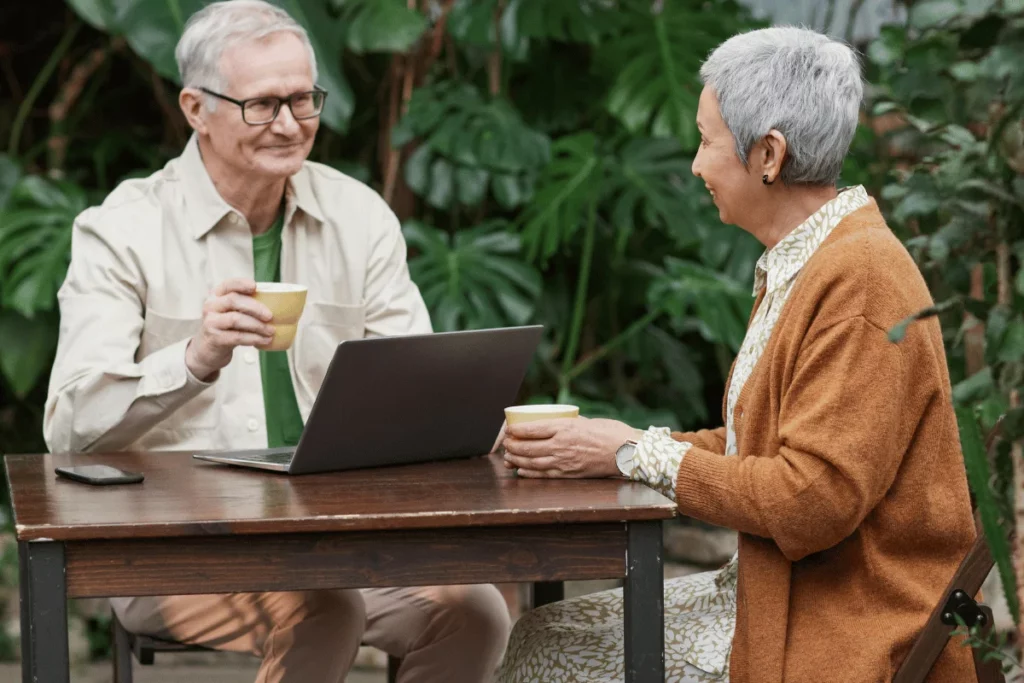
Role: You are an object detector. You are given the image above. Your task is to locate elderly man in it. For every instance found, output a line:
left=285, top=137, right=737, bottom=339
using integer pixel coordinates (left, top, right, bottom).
left=43, top=1, right=510, bottom=681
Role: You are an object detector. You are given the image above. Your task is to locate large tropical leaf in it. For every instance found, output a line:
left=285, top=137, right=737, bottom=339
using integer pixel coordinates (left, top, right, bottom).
left=403, top=220, right=542, bottom=332
left=648, top=257, right=752, bottom=351
left=520, top=133, right=702, bottom=263
left=394, top=81, right=551, bottom=209
left=513, top=0, right=621, bottom=44
left=330, top=0, right=428, bottom=53
left=65, top=0, right=355, bottom=133
left=603, top=0, right=756, bottom=148
left=519, top=131, right=603, bottom=263
left=0, top=310, right=58, bottom=399
left=0, top=176, right=86, bottom=318
left=446, top=0, right=529, bottom=61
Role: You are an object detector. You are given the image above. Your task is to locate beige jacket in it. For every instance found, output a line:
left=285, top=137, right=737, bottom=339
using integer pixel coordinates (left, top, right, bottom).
left=44, top=135, right=431, bottom=454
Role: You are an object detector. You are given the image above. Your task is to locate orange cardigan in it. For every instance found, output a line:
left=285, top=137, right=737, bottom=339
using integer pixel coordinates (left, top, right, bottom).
left=672, top=201, right=976, bottom=683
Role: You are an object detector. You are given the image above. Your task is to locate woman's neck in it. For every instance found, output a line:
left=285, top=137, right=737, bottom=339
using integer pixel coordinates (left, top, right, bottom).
left=750, top=184, right=839, bottom=250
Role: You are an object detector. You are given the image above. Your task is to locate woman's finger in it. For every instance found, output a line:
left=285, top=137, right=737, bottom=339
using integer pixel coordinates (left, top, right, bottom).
left=504, top=453, right=560, bottom=471
left=503, top=436, right=555, bottom=458
left=514, top=467, right=566, bottom=479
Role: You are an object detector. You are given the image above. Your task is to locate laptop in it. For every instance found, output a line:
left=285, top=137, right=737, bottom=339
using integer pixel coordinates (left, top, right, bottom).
left=192, top=325, right=543, bottom=474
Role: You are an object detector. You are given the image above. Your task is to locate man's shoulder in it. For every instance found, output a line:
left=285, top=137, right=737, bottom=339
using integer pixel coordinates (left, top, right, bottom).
left=300, top=160, right=393, bottom=223
left=76, top=162, right=178, bottom=240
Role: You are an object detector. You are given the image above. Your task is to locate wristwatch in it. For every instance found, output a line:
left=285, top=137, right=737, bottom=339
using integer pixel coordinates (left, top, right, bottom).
left=615, top=438, right=639, bottom=477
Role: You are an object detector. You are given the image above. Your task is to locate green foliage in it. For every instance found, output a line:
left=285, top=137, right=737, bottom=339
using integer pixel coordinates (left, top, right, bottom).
left=867, top=0, right=1024, bottom=633
left=394, top=82, right=550, bottom=209
left=330, top=0, right=427, bottom=53
left=602, top=0, right=756, bottom=147
left=403, top=220, right=541, bottom=331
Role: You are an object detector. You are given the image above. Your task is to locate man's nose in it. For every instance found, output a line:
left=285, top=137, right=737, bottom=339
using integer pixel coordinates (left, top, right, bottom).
left=691, top=154, right=702, bottom=178
left=271, top=103, right=301, bottom=134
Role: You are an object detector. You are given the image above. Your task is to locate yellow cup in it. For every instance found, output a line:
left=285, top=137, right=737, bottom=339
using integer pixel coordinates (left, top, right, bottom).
left=252, top=283, right=308, bottom=351
left=504, top=404, right=580, bottom=425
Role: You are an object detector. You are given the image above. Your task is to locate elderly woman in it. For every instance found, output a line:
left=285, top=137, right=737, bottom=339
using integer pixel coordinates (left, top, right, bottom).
left=496, top=27, right=976, bottom=683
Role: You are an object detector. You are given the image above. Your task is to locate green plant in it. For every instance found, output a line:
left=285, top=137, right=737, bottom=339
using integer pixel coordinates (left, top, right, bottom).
left=866, top=0, right=1024, bottom=650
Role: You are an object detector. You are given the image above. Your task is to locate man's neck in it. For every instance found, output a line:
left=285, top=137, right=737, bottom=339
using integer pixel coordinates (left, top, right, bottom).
left=198, top=138, right=285, bottom=235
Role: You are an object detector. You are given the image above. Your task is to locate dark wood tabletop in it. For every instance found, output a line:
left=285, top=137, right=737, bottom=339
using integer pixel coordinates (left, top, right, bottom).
left=5, top=452, right=677, bottom=541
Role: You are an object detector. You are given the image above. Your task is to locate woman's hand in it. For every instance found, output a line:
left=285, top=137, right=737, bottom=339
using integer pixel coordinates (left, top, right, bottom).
left=503, top=416, right=642, bottom=479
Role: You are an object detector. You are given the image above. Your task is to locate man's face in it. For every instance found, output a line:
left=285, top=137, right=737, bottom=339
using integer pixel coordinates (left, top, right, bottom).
left=200, top=32, right=319, bottom=179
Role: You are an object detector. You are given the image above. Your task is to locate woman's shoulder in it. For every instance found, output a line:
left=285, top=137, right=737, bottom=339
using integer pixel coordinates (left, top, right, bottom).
left=796, top=201, right=935, bottom=331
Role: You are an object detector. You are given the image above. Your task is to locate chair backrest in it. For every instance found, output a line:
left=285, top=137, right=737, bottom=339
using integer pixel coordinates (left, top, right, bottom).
left=893, top=421, right=1007, bottom=683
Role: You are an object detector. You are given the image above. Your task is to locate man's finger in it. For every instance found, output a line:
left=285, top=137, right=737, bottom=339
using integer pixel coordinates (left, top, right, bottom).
left=208, top=292, right=273, bottom=322
left=209, top=311, right=274, bottom=337
left=212, top=278, right=257, bottom=297
left=506, top=418, right=572, bottom=440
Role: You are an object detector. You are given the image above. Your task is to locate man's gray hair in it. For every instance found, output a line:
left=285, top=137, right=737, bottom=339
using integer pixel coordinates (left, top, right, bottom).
left=699, top=27, right=863, bottom=186
left=175, top=0, right=318, bottom=103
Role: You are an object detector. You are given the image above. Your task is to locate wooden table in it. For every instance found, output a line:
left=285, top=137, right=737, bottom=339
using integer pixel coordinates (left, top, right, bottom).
left=6, top=451, right=676, bottom=682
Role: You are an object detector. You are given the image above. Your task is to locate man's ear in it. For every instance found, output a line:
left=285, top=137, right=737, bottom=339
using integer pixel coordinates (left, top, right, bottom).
left=179, top=88, right=208, bottom=134
left=757, top=129, right=788, bottom=185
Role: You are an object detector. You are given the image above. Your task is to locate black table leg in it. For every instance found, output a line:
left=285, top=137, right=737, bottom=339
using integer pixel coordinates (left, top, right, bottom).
left=624, top=520, right=664, bottom=683
left=532, top=581, right=564, bottom=608
left=19, top=541, right=68, bottom=683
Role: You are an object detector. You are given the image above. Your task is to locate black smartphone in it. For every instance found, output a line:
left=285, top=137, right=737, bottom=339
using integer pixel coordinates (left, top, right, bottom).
left=54, top=465, right=144, bottom=486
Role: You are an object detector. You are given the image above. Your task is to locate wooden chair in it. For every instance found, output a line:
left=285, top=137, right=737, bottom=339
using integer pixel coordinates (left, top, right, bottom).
left=111, top=608, right=401, bottom=683
left=894, top=421, right=1009, bottom=683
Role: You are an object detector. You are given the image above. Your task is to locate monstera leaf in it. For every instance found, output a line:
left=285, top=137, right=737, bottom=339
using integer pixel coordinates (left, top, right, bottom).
left=403, top=220, right=542, bottom=332
left=330, top=0, right=427, bottom=53
left=0, top=176, right=86, bottom=318
left=65, top=0, right=355, bottom=132
left=647, top=258, right=752, bottom=351
left=520, top=132, right=700, bottom=263
left=603, top=0, right=756, bottom=148
left=0, top=310, right=58, bottom=399
left=394, top=81, right=551, bottom=209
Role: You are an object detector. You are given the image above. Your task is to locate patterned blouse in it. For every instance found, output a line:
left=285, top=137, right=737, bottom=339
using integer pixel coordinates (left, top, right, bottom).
left=620, top=185, right=870, bottom=672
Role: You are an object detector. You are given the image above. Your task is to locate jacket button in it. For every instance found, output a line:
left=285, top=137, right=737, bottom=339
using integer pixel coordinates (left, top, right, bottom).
left=247, top=418, right=260, bottom=431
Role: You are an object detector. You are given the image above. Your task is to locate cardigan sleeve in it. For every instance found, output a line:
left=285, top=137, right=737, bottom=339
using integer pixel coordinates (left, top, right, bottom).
left=671, top=426, right=727, bottom=454
left=674, top=316, right=912, bottom=562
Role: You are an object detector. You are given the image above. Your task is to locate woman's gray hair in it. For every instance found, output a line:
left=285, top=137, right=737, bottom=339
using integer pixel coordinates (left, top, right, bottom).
left=699, top=27, right=863, bottom=186
left=175, top=0, right=318, bottom=106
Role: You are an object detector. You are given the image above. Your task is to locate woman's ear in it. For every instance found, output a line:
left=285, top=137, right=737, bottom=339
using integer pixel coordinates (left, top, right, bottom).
left=179, top=88, right=208, bottom=134
left=759, top=130, right=788, bottom=185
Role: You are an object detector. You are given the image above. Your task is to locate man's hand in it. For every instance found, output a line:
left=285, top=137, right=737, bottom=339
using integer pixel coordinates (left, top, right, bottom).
left=503, top=416, right=642, bottom=479
left=185, top=278, right=274, bottom=381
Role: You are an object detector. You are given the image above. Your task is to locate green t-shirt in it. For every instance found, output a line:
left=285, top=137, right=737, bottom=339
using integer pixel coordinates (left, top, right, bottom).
left=252, top=216, right=305, bottom=448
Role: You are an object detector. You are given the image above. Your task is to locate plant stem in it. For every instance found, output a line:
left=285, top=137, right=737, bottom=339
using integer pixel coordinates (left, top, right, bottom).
left=559, top=197, right=598, bottom=393
left=566, top=308, right=661, bottom=383
left=8, top=19, right=81, bottom=157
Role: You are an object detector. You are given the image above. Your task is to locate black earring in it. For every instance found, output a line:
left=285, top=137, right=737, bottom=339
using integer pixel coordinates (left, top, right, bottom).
left=762, top=175, right=774, bottom=186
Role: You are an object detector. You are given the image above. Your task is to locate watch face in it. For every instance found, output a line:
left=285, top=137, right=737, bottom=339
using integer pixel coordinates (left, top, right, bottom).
left=615, top=441, right=637, bottom=475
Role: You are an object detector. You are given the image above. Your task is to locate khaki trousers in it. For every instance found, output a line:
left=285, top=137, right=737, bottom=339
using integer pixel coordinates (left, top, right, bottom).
left=115, top=584, right=510, bottom=683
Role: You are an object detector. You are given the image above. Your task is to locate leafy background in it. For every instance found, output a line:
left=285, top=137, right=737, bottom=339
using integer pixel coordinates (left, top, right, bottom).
left=2, top=0, right=1024, bottom=669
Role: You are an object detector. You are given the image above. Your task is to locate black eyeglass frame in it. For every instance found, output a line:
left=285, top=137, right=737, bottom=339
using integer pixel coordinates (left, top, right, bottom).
left=199, top=87, right=328, bottom=125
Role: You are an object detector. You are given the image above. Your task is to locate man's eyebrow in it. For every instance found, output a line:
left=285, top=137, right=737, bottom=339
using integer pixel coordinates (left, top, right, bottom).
left=696, top=121, right=704, bottom=132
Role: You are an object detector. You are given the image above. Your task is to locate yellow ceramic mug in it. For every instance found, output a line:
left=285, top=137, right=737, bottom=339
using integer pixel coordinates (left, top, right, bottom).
left=252, top=283, right=307, bottom=351
left=504, top=404, right=580, bottom=425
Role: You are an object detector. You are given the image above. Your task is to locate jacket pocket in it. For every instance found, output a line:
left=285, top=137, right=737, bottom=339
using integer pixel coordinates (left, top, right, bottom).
left=296, top=301, right=366, bottom=396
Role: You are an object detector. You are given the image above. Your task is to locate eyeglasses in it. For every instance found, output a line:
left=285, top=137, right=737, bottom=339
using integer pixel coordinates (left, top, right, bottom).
left=199, top=87, right=327, bottom=125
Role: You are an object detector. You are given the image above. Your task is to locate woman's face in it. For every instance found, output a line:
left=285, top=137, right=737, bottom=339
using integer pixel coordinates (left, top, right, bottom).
left=691, top=86, right=759, bottom=229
